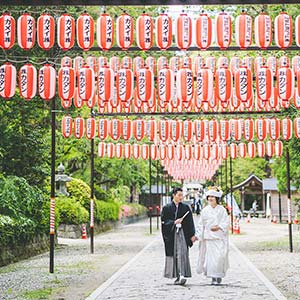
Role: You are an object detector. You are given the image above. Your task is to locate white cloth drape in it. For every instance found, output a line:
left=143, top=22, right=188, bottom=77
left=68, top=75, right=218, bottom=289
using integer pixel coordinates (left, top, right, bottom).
left=195, top=205, right=229, bottom=278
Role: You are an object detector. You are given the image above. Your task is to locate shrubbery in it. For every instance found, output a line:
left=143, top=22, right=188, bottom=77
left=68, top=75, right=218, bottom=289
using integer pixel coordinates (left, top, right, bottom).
left=0, top=176, right=49, bottom=247
left=95, top=200, right=120, bottom=223
left=0, top=175, right=147, bottom=247
left=56, top=197, right=89, bottom=225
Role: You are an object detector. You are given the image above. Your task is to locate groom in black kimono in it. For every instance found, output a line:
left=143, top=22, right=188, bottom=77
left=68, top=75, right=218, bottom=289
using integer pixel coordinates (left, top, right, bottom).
left=161, top=187, right=196, bottom=285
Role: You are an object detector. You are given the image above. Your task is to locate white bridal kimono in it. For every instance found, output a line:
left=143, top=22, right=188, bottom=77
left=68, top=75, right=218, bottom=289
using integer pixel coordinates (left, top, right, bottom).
left=196, top=205, right=229, bottom=278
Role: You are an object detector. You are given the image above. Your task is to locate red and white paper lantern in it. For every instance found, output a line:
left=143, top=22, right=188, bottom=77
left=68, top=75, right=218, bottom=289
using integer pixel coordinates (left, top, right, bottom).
left=277, top=65, right=294, bottom=101
left=0, top=13, right=15, bottom=50
left=98, top=119, right=108, bottom=140
left=248, top=142, right=256, bottom=158
left=97, top=13, right=114, bottom=50
left=77, top=13, right=95, bottom=51
left=37, top=13, right=55, bottom=50
left=170, top=120, right=181, bottom=142
left=74, top=116, right=85, bottom=139
left=136, top=13, right=153, bottom=50
left=17, top=13, right=35, bottom=50
left=86, top=117, right=96, bottom=140
left=19, top=63, right=37, bottom=100
left=294, top=117, right=300, bottom=138
left=116, top=67, right=134, bottom=102
left=238, top=143, right=247, bottom=158
left=0, top=63, right=16, bottom=98
left=38, top=64, right=56, bottom=100
left=133, top=119, right=145, bottom=141
left=219, top=119, right=230, bottom=141
left=57, top=13, right=75, bottom=51
left=266, top=141, right=274, bottom=157
left=269, top=118, right=281, bottom=140
left=58, top=66, right=75, bottom=100
left=255, top=118, right=267, bottom=141
left=177, top=66, right=194, bottom=103
left=196, top=67, right=213, bottom=103
left=110, top=119, right=121, bottom=140
left=61, top=115, right=73, bottom=138
left=159, top=119, right=169, bottom=142
left=256, top=66, right=273, bottom=101
left=157, top=66, right=174, bottom=106
left=235, top=66, right=252, bottom=103
left=156, top=13, right=172, bottom=50
left=275, top=11, right=292, bottom=49
left=215, top=66, right=232, bottom=103
left=136, top=66, right=154, bottom=103
left=275, top=140, right=283, bottom=157
left=195, top=12, right=212, bottom=50
left=254, top=12, right=272, bottom=49
left=216, top=11, right=232, bottom=50
left=78, top=66, right=95, bottom=101
left=257, top=141, right=265, bottom=157
left=97, top=65, right=114, bottom=102
left=235, top=11, right=252, bottom=49
left=282, top=118, right=292, bottom=140
left=175, top=13, right=192, bottom=50
left=116, top=13, right=134, bottom=50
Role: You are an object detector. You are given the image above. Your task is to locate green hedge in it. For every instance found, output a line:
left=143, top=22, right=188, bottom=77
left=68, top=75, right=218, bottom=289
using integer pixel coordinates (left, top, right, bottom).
left=0, top=176, right=49, bottom=247
left=95, top=200, right=120, bottom=223
left=0, top=215, right=37, bottom=247
left=65, top=178, right=91, bottom=210
left=56, top=197, right=89, bottom=225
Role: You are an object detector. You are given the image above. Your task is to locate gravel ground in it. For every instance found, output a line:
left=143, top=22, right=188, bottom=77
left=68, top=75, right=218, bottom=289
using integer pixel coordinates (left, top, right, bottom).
left=0, top=216, right=299, bottom=300
left=231, top=218, right=300, bottom=300
left=0, top=219, right=158, bottom=300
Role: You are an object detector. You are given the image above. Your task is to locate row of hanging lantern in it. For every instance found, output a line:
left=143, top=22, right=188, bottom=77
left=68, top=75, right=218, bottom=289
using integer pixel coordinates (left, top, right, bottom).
left=61, top=54, right=300, bottom=77
left=162, top=159, right=221, bottom=180
left=1, top=56, right=299, bottom=111
left=97, top=140, right=284, bottom=161
left=1, top=10, right=300, bottom=51
left=61, top=116, right=299, bottom=142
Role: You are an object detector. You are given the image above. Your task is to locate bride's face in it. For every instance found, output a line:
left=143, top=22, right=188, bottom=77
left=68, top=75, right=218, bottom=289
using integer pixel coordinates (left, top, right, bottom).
left=207, top=196, right=217, bottom=207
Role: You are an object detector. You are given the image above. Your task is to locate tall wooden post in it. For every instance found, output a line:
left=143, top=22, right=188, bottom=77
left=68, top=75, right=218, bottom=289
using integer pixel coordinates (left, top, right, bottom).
left=286, top=147, right=293, bottom=253
left=49, top=97, right=56, bottom=273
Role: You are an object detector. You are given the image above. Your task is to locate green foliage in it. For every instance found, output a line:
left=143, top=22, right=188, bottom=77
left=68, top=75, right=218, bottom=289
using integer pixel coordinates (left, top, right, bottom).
left=65, top=178, right=91, bottom=210
left=0, top=176, right=44, bottom=220
left=0, top=176, right=50, bottom=247
left=0, top=215, right=37, bottom=247
left=219, top=157, right=268, bottom=191
left=108, top=185, right=131, bottom=203
left=56, top=197, right=89, bottom=225
left=94, top=200, right=120, bottom=223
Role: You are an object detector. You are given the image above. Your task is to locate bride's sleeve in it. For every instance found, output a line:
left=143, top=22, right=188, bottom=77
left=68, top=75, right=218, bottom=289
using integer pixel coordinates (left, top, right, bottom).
left=195, top=213, right=204, bottom=241
left=219, top=207, right=230, bottom=233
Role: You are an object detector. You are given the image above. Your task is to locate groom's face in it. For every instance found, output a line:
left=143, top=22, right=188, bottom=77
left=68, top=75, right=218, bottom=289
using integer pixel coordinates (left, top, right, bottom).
left=174, top=191, right=183, bottom=203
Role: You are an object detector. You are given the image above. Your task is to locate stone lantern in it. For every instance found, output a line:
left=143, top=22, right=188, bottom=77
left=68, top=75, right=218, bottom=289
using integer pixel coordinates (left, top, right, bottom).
left=55, top=163, right=72, bottom=196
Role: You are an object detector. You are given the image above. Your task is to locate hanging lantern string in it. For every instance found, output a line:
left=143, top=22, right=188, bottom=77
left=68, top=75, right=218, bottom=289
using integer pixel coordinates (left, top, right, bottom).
left=0, top=56, right=62, bottom=66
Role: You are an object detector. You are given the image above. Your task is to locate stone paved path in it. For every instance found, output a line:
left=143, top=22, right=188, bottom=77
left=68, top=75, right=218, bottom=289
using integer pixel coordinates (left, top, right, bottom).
left=87, top=234, right=286, bottom=300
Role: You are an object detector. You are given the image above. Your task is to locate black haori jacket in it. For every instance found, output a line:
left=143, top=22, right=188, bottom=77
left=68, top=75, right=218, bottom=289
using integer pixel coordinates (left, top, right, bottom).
left=161, top=201, right=195, bottom=257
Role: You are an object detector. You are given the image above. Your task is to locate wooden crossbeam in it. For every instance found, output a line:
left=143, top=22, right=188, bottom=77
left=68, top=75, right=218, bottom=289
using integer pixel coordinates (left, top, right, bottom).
left=1, top=0, right=300, bottom=5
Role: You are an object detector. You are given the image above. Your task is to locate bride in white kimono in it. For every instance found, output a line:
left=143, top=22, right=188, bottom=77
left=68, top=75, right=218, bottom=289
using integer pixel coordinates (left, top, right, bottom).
left=195, top=187, right=229, bottom=285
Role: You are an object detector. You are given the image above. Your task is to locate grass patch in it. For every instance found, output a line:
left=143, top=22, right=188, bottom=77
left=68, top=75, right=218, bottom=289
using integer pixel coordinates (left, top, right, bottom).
left=255, top=236, right=300, bottom=251
left=22, top=288, right=53, bottom=299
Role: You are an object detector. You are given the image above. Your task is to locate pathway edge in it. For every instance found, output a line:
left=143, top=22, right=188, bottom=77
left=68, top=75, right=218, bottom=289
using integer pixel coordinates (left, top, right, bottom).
left=230, top=241, right=287, bottom=300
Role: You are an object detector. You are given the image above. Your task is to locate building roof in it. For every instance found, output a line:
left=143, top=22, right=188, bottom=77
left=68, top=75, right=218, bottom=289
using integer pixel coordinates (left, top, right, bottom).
left=262, top=178, right=297, bottom=192
left=233, top=174, right=262, bottom=191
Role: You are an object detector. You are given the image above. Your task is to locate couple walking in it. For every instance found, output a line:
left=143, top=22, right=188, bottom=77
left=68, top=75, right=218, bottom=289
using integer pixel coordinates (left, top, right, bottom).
left=161, top=186, right=229, bottom=286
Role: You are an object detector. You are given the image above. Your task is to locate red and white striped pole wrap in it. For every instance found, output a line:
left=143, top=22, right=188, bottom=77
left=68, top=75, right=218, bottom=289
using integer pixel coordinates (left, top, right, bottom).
left=90, top=199, right=94, bottom=228
left=50, top=197, right=55, bottom=234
